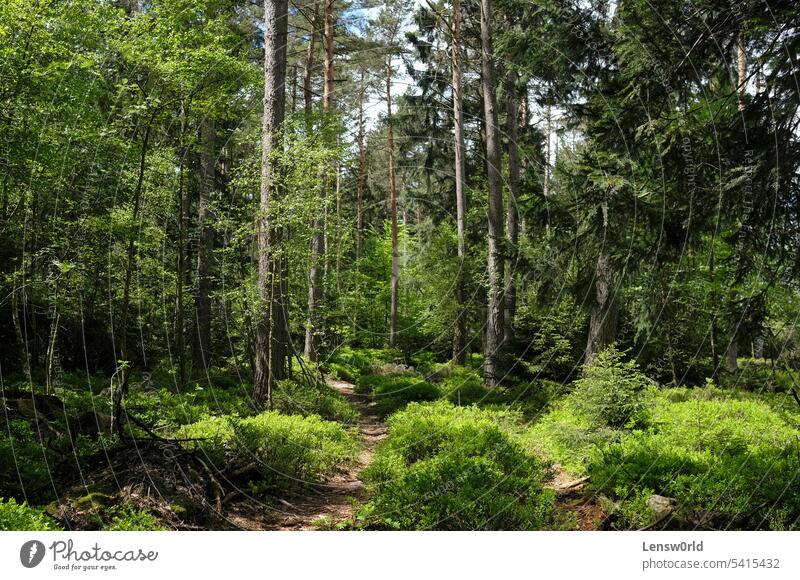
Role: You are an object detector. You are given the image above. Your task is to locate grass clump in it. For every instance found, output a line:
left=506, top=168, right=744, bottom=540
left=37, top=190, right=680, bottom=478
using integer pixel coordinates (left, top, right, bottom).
left=360, top=401, right=556, bottom=530
left=0, top=497, right=62, bottom=530
left=356, top=374, right=440, bottom=414
left=177, top=411, right=358, bottom=492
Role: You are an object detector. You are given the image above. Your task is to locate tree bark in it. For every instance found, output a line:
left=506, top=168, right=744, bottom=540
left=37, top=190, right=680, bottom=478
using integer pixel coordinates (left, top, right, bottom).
left=504, top=69, right=519, bottom=348
left=584, top=252, right=618, bottom=367
left=254, top=0, right=289, bottom=408
left=736, top=28, right=746, bottom=111
left=176, top=102, right=188, bottom=392
left=387, top=58, right=399, bottom=348
left=725, top=339, right=739, bottom=372
left=451, top=0, right=467, bottom=365
left=480, top=0, right=505, bottom=385
left=303, top=1, right=319, bottom=117
left=114, top=111, right=152, bottom=434
left=356, top=69, right=366, bottom=261
left=193, top=118, right=215, bottom=373
left=305, top=0, right=333, bottom=361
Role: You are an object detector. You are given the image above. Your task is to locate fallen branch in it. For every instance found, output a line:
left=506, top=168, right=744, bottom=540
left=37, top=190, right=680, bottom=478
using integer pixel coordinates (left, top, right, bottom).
left=555, top=476, right=590, bottom=494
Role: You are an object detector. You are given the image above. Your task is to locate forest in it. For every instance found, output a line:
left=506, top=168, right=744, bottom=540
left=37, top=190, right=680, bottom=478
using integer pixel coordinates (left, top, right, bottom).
left=0, top=0, right=799, bottom=532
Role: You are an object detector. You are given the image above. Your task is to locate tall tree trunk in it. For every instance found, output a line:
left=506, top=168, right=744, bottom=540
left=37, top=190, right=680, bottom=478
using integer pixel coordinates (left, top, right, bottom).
left=451, top=0, right=467, bottom=364
left=480, top=0, right=505, bottom=385
left=114, top=114, right=152, bottom=434
left=176, top=101, right=188, bottom=392
left=254, top=0, right=289, bottom=408
left=504, top=69, right=519, bottom=348
left=387, top=58, right=399, bottom=348
left=725, top=339, right=739, bottom=372
left=305, top=0, right=333, bottom=361
left=736, top=28, right=747, bottom=111
left=356, top=70, right=366, bottom=260
left=193, top=118, right=215, bottom=374
left=303, top=0, right=319, bottom=117
left=584, top=252, right=618, bottom=366
left=544, top=96, right=551, bottom=197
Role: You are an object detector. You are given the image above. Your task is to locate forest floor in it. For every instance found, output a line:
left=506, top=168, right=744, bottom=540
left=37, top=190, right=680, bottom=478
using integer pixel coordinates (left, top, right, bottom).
left=226, top=377, right=387, bottom=530
left=548, top=465, right=604, bottom=531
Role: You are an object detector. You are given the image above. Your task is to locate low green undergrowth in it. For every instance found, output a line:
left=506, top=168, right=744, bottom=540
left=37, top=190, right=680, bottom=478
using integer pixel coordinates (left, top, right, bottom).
left=590, top=395, right=800, bottom=530
left=0, top=420, right=55, bottom=503
left=327, top=347, right=403, bottom=380
left=177, top=411, right=358, bottom=493
left=359, top=401, right=557, bottom=530
left=439, top=367, right=488, bottom=406
left=0, top=497, right=62, bottom=531
left=272, top=379, right=359, bottom=424
left=356, top=374, right=440, bottom=414
left=526, top=383, right=800, bottom=530
left=103, top=505, right=166, bottom=531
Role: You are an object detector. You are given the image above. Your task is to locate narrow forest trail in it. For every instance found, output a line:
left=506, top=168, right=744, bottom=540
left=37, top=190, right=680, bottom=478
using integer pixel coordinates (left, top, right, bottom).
left=226, top=377, right=387, bottom=530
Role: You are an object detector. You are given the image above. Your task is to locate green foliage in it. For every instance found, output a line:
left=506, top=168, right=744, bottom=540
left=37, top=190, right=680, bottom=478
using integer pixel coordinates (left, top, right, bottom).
left=522, top=401, right=620, bottom=476
left=0, top=497, right=62, bottom=531
left=0, top=420, right=54, bottom=502
left=356, top=374, right=440, bottom=414
left=325, top=363, right=358, bottom=383
left=104, top=505, right=166, bottom=531
left=177, top=412, right=358, bottom=492
left=360, top=401, right=555, bottom=530
left=717, top=358, right=795, bottom=393
left=571, top=346, right=655, bottom=428
left=529, top=383, right=800, bottom=530
left=328, top=347, right=402, bottom=376
left=126, top=385, right=254, bottom=429
left=589, top=395, right=800, bottom=530
left=483, top=379, right=569, bottom=417
left=272, top=379, right=359, bottom=424
left=439, top=367, right=488, bottom=405
left=514, top=297, right=585, bottom=380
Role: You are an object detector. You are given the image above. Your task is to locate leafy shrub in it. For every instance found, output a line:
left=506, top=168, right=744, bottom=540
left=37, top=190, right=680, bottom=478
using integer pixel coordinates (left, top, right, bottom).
left=0, top=420, right=54, bottom=502
left=364, top=362, right=416, bottom=376
left=125, top=386, right=253, bottom=429
left=521, top=401, right=620, bottom=476
left=439, top=367, right=488, bottom=405
left=329, top=347, right=402, bottom=376
left=104, top=505, right=165, bottom=531
left=484, top=379, right=568, bottom=417
left=177, top=412, right=358, bottom=491
left=0, top=497, right=62, bottom=531
left=571, top=346, right=655, bottom=428
left=357, top=374, right=440, bottom=414
left=410, top=352, right=439, bottom=375
left=272, top=379, right=358, bottom=424
left=325, top=362, right=357, bottom=383
left=717, top=358, right=794, bottom=393
left=360, top=401, right=556, bottom=530
left=588, top=396, right=800, bottom=530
